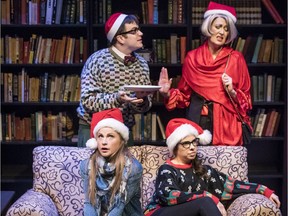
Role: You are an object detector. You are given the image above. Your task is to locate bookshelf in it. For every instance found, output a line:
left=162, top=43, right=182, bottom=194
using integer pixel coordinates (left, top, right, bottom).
left=1, top=0, right=287, bottom=214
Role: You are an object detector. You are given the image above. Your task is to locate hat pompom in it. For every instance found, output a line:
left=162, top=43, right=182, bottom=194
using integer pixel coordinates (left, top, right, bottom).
left=86, top=138, right=98, bottom=149
left=198, top=129, right=212, bottom=145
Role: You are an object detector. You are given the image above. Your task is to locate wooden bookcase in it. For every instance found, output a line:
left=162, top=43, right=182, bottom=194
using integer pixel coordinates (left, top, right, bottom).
left=1, top=0, right=287, bottom=214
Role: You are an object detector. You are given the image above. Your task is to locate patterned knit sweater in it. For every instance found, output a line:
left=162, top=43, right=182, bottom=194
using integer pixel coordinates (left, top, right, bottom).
left=77, top=47, right=152, bottom=129
left=144, top=159, right=274, bottom=215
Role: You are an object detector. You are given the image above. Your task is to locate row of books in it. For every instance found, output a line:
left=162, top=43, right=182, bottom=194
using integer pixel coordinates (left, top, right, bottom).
left=1, top=0, right=87, bottom=25
left=233, top=35, right=284, bottom=64
left=93, top=0, right=112, bottom=24
left=142, top=0, right=185, bottom=24
left=93, top=0, right=185, bottom=25
left=251, top=108, right=281, bottom=137
left=251, top=74, right=282, bottom=102
left=1, top=111, right=74, bottom=141
left=1, top=71, right=81, bottom=103
left=192, top=0, right=262, bottom=25
left=1, top=34, right=88, bottom=64
left=151, top=34, right=186, bottom=64
left=132, top=112, right=166, bottom=141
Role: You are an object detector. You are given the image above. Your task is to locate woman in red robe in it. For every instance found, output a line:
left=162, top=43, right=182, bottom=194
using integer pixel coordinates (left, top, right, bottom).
left=158, top=2, right=252, bottom=146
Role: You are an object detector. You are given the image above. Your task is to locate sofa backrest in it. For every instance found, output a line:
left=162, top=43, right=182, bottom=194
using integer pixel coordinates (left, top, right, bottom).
left=33, top=146, right=93, bottom=216
left=32, top=145, right=248, bottom=215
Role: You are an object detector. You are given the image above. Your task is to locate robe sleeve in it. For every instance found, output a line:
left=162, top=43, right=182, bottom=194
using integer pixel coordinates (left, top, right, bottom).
left=164, top=77, right=193, bottom=111
left=154, top=164, right=220, bottom=206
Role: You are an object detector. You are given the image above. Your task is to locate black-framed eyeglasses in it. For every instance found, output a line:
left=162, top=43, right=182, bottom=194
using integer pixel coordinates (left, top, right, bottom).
left=179, top=138, right=200, bottom=149
left=118, top=27, right=141, bottom=35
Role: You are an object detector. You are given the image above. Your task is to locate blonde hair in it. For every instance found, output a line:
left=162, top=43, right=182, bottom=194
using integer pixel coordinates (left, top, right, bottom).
left=88, top=136, right=130, bottom=205
left=201, top=14, right=238, bottom=44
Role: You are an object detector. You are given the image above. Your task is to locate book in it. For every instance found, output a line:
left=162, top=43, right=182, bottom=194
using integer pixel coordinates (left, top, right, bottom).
left=251, top=34, right=263, bottom=63
left=36, top=111, right=43, bottom=141
left=245, top=36, right=258, bottom=63
left=262, top=39, right=273, bottom=63
left=151, top=112, right=157, bottom=141
left=180, top=36, right=186, bottom=64
left=257, top=39, right=266, bottom=63
left=45, top=0, right=54, bottom=24
left=266, top=74, right=273, bottom=101
left=274, top=77, right=282, bottom=101
left=272, top=112, right=281, bottom=136
left=251, top=75, right=259, bottom=102
left=261, top=0, right=284, bottom=24
left=55, top=0, right=63, bottom=24
left=254, top=109, right=266, bottom=137
left=156, top=115, right=166, bottom=140
left=170, top=34, right=178, bottom=64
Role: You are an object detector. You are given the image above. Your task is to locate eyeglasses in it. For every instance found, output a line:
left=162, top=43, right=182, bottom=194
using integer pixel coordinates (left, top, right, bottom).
left=118, top=27, right=141, bottom=35
left=179, top=138, right=200, bottom=149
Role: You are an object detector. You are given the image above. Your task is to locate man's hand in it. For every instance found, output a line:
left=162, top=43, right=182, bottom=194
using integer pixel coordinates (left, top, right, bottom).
left=118, top=91, right=144, bottom=104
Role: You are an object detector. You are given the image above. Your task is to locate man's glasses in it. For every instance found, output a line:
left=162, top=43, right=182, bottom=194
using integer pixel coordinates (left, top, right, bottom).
left=179, top=138, right=200, bottom=149
left=118, top=27, right=141, bottom=35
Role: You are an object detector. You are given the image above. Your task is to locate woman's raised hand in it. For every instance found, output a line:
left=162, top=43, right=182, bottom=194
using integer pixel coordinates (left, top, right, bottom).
left=158, top=67, right=172, bottom=97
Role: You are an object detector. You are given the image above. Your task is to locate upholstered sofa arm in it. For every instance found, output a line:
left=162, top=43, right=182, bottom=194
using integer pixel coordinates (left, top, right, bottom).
left=6, top=189, right=58, bottom=216
left=227, top=194, right=282, bottom=216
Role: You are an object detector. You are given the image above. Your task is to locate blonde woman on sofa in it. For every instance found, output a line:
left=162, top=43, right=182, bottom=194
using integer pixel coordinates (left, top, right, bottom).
left=144, top=118, right=281, bottom=216
left=80, top=108, right=143, bottom=216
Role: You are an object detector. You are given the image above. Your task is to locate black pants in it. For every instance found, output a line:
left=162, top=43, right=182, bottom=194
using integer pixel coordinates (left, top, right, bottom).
left=151, top=197, right=222, bottom=216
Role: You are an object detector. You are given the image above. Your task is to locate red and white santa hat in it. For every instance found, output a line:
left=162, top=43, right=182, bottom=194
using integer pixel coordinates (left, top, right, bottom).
left=86, top=108, right=129, bottom=149
left=105, top=13, right=128, bottom=42
left=166, top=118, right=212, bottom=156
left=204, top=1, right=237, bottom=23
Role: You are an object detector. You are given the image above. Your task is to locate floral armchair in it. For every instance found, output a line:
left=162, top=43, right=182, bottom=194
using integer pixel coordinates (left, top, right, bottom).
left=6, top=145, right=281, bottom=216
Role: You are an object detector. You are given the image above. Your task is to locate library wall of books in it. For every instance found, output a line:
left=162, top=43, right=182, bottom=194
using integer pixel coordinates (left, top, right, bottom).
left=1, top=0, right=287, bottom=214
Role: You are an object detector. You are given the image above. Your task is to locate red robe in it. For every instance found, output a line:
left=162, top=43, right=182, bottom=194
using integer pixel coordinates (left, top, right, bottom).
left=166, top=41, right=252, bottom=145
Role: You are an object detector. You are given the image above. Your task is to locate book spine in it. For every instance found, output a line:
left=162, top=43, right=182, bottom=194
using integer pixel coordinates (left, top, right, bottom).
left=261, top=0, right=284, bottom=24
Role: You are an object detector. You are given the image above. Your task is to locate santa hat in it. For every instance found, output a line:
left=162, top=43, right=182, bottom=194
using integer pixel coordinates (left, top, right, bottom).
left=204, top=1, right=237, bottom=23
left=105, top=13, right=128, bottom=42
left=86, top=108, right=129, bottom=149
left=166, top=118, right=212, bottom=156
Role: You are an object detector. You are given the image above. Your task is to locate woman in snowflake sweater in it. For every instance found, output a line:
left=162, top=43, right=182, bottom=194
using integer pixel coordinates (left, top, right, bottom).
left=144, top=118, right=280, bottom=216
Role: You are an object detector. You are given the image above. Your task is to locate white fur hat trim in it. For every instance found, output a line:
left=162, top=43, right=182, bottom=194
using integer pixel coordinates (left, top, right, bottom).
left=86, top=138, right=98, bottom=149
left=166, top=124, right=212, bottom=156
left=204, top=9, right=237, bottom=23
left=93, top=118, right=129, bottom=142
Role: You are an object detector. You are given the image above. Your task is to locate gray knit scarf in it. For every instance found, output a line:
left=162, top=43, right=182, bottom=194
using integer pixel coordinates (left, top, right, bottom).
left=94, top=155, right=131, bottom=216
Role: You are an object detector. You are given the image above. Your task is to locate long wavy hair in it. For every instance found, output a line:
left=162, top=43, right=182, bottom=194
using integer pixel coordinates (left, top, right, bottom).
left=88, top=136, right=131, bottom=205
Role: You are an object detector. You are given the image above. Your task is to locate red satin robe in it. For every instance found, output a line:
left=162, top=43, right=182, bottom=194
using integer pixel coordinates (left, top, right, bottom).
left=166, top=41, right=252, bottom=145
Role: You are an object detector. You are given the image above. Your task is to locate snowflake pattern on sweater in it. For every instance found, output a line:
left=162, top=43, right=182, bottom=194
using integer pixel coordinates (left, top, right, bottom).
left=144, top=159, right=274, bottom=215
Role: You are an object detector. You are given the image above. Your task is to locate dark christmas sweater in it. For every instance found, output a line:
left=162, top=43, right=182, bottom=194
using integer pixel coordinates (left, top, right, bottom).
left=144, top=159, right=274, bottom=215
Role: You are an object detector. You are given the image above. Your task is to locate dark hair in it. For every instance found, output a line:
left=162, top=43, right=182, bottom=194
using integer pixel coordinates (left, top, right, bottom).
left=173, top=144, right=208, bottom=178
left=110, top=15, right=139, bottom=46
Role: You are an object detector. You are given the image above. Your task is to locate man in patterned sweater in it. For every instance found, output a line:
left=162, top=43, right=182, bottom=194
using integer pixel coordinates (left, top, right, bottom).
left=144, top=118, right=281, bottom=216
left=77, top=13, right=153, bottom=147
